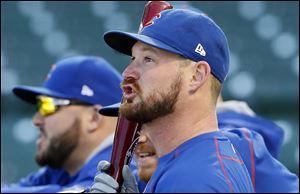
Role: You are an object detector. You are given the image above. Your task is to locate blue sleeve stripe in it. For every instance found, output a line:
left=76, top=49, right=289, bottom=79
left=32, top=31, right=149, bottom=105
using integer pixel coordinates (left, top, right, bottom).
left=241, top=128, right=256, bottom=192
left=220, top=155, right=243, bottom=164
left=214, top=137, right=234, bottom=193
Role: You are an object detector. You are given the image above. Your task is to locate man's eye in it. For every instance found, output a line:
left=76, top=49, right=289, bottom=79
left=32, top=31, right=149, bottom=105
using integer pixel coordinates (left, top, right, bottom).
left=145, top=57, right=154, bottom=63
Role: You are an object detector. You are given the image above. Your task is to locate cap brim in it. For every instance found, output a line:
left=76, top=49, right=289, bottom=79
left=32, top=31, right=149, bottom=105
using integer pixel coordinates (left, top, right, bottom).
left=13, top=85, right=71, bottom=104
left=98, top=102, right=120, bottom=117
left=103, top=31, right=182, bottom=56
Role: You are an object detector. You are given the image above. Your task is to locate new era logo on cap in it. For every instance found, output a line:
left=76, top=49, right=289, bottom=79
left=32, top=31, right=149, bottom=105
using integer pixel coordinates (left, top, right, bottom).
left=45, top=64, right=57, bottom=81
left=195, top=43, right=206, bottom=56
left=81, top=85, right=94, bottom=97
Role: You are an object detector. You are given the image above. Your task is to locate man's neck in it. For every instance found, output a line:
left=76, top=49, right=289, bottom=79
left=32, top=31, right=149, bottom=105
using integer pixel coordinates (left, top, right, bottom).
left=62, top=117, right=117, bottom=175
left=143, top=104, right=218, bottom=157
left=84, top=133, right=114, bottom=164
left=62, top=133, right=113, bottom=176
left=62, top=146, right=92, bottom=176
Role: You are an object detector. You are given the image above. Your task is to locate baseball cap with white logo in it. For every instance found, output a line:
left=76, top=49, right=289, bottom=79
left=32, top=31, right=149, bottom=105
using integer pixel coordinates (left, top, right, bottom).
left=103, top=8, right=230, bottom=83
left=13, top=56, right=122, bottom=106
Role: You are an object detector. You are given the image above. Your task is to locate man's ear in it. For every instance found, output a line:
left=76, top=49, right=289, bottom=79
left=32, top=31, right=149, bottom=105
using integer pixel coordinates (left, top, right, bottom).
left=189, top=61, right=211, bottom=94
left=87, top=105, right=102, bottom=133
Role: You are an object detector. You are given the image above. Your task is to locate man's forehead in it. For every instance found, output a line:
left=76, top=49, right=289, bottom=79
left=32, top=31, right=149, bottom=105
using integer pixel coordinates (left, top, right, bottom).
left=132, top=41, right=159, bottom=54
left=132, top=41, right=184, bottom=59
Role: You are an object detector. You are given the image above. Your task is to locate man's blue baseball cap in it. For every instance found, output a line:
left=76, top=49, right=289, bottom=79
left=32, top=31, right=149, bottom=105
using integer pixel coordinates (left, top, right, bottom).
left=103, top=8, right=230, bottom=83
left=13, top=56, right=122, bottom=106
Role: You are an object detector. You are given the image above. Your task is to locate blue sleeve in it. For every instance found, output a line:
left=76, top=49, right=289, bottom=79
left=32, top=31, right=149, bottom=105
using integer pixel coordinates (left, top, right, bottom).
left=250, top=130, right=299, bottom=193
left=1, top=184, right=62, bottom=193
left=1, top=168, right=66, bottom=193
left=224, top=128, right=299, bottom=193
left=218, top=111, right=284, bottom=159
left=1, top=183, right=89, bottom=193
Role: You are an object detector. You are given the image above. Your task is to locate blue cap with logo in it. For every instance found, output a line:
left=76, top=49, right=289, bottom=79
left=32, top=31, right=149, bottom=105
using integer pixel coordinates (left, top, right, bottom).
left=13, top=56, right=122, bottom=106
left=103, top=8, right=229, bottom=83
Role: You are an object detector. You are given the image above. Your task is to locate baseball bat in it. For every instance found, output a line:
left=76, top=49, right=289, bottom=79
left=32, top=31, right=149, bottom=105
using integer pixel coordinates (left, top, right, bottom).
left=107, top=1, right=174, bottom=191
left=108, top=113, right=141, bottom=189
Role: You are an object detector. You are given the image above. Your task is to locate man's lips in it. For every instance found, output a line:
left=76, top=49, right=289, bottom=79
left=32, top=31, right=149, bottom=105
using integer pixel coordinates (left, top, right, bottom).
left=137, top=151, right=156, bottom=158
left=136, top=150, right=157, bottom=168
left=135, top=143, right=156, bottom=159
left=122, top=85, right=137, bottom=101
left=36, top=132, right=45, bottom=148
left=36, top=128, right=46, bottom=147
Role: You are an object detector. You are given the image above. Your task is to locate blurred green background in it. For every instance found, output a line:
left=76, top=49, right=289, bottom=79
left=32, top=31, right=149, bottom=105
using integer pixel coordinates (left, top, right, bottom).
left=1, top=1, right=299, bottom=185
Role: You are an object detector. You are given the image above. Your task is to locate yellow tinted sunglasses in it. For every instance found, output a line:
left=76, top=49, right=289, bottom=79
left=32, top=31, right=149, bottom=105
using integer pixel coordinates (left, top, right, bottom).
left=36, top=95, right=92, bottom=116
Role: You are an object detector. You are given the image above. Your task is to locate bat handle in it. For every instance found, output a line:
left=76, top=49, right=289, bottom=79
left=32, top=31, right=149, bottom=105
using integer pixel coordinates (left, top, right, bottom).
left=108, top=115, right=139, bottom=191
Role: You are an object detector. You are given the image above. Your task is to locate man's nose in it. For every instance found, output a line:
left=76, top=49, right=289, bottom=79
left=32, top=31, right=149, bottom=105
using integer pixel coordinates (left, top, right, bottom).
left=32, top=112, right=44, bottom=127
left=122, top=62, right=140, bottom=81
left=138, top=134, right=148, bottom=143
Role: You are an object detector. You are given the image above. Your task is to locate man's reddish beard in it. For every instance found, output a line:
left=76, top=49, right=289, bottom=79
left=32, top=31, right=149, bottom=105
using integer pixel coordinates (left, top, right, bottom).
left=35, top=118, right=80, bottom=169
left=135, top=137, right=158, bottom=182
left=120, top=74, right=182, bottom=124
left=137, top=158, right=157, bottom=182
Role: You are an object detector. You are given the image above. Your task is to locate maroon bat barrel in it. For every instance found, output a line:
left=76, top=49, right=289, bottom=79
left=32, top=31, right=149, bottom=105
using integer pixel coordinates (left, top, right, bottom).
left=108, top=115, right=139, bottom=187
left=141, top=1, right=173, bottom=27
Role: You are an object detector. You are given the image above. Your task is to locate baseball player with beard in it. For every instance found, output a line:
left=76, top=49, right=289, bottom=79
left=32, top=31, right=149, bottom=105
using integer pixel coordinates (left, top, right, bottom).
left=89, top=1, right=298, bottom=193
left=90, top=6, right=254, bottom=193
left=93, top=98, right=299, bottom=193
left=1, top=56, right=123, bottom=193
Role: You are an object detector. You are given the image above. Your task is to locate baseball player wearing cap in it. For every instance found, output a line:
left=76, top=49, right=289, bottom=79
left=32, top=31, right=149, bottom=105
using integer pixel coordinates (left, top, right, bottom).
left=1, top=56, right=123, bottom=193
left=94, top=100, right=299, bottom=193
left=91, top=7, right=255, bottom=192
